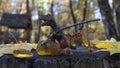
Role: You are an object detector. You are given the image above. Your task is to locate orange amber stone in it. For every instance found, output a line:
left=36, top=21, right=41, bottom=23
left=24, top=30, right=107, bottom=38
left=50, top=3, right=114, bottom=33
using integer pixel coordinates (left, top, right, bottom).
left=60, top=38, right=67, bottom=49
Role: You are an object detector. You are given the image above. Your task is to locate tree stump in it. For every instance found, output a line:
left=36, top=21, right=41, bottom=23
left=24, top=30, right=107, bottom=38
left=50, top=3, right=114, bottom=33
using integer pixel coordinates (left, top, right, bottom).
left=0, top=49, right=120, bottom=68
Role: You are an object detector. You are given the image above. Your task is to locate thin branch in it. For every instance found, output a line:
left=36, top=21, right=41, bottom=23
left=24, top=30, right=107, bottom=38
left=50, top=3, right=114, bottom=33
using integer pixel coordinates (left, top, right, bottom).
left=48, top=19, right=100, bottom=38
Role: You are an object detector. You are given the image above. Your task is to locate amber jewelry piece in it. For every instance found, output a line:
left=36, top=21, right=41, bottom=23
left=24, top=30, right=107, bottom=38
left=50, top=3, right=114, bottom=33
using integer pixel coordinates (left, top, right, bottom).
left=66, top=32, right=87, bottom=48
left=60, top=38, right=67, bottom=49
left=37, top=39, right=64, bottom=56
left=13, top=49, right=33, bottom=58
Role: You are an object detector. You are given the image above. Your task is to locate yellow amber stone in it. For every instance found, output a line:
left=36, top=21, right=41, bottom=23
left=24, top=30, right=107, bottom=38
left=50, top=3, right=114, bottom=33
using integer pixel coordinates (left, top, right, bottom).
left=13, top=49, right=33, bottom=58
left=37, top=40, right=63, bottom=56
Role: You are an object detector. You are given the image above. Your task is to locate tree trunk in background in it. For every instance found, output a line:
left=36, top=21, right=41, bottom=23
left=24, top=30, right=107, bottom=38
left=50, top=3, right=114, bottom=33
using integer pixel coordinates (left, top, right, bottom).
left=97, top=0, right=118, bottom=40
left=79, top=0, right=88, bottom=30
left=25, top=0, right=32, bottom=42
left=50, top=1, right=54, bottom=17
left=82, top=0, right=87, bottom=21
left=69, top=0, right=77, bottom=32
left=113, top=0, right=120, bottom=39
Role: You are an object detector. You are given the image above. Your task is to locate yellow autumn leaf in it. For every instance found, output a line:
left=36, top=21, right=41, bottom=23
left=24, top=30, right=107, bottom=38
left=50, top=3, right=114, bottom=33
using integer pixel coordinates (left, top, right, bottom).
left=97, top=42, right=120, bottom=55
left=96, top=41, right=116, bottom=48
left=0, top=44, right=21, bottom=54
left=0, top=43, right=37, bottom=57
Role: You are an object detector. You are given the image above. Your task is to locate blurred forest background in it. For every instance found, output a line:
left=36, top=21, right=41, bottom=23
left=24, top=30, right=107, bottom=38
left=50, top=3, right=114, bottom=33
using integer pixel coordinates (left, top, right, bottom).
left=0, top=0, right=120, bottom=44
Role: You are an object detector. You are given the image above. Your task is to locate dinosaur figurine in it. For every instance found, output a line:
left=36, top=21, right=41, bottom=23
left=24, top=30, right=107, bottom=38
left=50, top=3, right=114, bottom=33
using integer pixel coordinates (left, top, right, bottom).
left=37, top=14, right=75, bottom=56
left=39, top=14, right=68, bottom=49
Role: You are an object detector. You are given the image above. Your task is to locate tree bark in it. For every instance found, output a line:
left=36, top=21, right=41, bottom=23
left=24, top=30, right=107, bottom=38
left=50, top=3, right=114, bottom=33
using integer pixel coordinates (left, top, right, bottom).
left=82, top=0, right=87, bottom=21
left=97, top=0, right=118, bottom=40
left=69, top=0, right=77, bottom=32
left=25, top=0, right=32, bottom=42
left=113, top=0, right=120, bottom=39
left=50, top=1, right=54, bottom=17
left=79, top=0, right=88, bottom=30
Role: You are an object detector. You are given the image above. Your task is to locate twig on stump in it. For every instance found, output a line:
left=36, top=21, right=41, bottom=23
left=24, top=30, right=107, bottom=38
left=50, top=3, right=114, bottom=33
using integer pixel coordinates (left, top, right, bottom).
left=48, top=19, right=100, bottom=39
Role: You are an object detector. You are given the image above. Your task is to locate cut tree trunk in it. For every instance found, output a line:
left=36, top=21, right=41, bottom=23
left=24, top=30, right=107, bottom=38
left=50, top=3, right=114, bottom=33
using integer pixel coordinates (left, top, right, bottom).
left=97, top=0, right=118, bottom=40
left=0, top=50, right=120, bottom=68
